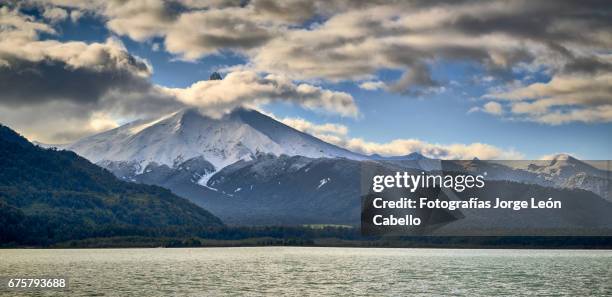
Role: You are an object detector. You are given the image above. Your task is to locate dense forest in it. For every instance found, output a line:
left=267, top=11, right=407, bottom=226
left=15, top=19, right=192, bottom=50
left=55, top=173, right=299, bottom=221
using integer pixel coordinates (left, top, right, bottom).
left=0, top=124, right=223, bottom=246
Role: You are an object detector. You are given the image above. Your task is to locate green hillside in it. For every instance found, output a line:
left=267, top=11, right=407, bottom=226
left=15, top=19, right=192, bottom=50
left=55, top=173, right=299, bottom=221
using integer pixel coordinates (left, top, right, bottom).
left=0, top=124, right=223, bottom=246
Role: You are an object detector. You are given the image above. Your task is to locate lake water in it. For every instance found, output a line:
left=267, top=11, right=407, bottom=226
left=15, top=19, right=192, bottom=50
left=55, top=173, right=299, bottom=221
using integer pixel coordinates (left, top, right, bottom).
left=1, top=247, right=611, bottom=296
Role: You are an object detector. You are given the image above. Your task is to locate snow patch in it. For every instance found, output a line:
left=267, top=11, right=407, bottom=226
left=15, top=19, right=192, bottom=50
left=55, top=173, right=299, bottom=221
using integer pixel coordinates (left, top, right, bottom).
left=317, top=177, right=331, bottom=189
left=197, top=170, right=220, bottom=191
left=129, top=110, right=180, bottom=135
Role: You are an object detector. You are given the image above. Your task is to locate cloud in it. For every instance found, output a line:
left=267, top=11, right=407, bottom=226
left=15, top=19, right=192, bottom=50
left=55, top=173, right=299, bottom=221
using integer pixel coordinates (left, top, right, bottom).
left=163, top=8, right=275, bottom=60
left=483, top=102, right=504, bottom=115
left=279, top=117, right=348, bottom=136
left=2, top=0, right=610, bottom=144
left=42, top=6, right=68, bottom=23
left=0, top=6, right=170, bottom=142
left=164, top=70, right=359, bottom=118
left=469, top=101, right=504, bottom=115
left=249, top=0, right=612, bottom=94
left=0, top=6, right=357, bottom=142
left=538, top=153, right=578, bottom=161
left=0, top=7, right=153, bottom=107
left=0, top=102, right=119, bottom=143
left=279, top=116, right=523, bottom=160
left=1, top=2, right=357, bottom=125
left=69, top=9, right=82, bottom=23
left=386, top=63, right=440, bottom=94
left=101, top=0, right=183, bottom=41
left=485, top=71, right=612, bottom=124
left=358, top=81, right=385, bottom=91
left=337, top=138, right=523, bottom=160
left=251, top=0, right=318, bottom=23
left=31, top=0, right=611, bottom=98
left=531, top=106, right=612, bottom=125
left=58, top=0, right=283, bottom=60
left=45, top=0, right=340, bottom=56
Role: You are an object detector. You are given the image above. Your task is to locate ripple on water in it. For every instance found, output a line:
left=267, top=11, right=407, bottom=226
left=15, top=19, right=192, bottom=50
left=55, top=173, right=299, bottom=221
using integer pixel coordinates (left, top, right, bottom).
left=0, top=248, right=611, bottom=296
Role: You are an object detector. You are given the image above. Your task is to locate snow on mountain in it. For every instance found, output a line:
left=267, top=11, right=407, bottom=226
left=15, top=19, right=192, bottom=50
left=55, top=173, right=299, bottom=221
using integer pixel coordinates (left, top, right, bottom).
left=510, top=154, right=611, bottom=200
left=526, top=154, right=607, bottom=180
left=67, top=108, right=367, bottom=175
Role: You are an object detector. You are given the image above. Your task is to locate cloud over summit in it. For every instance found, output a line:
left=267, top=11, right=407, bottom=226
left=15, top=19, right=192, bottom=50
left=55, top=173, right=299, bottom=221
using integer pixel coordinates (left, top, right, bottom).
left=0, top=0, right=609, bottom=157
left=0, top=3, right=359, bottom=141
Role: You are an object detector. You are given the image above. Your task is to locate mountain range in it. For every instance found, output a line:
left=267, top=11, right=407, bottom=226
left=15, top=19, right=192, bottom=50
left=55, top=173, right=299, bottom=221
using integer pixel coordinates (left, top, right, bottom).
left=62, top=108, right=611, bottom=226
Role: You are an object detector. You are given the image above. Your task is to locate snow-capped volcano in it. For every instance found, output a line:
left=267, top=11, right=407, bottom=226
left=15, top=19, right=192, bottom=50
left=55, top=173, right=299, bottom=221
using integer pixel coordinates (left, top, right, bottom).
left=67, top=108, right=366, bottom=173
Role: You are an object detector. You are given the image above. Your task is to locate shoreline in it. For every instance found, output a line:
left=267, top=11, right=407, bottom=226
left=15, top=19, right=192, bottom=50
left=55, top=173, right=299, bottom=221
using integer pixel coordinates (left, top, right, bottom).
left=3, top=236, right=612, bottom=250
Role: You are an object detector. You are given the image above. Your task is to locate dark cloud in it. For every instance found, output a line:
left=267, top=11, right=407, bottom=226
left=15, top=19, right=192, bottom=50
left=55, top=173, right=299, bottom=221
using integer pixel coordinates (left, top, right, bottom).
left=0, top=58, right=151, bottom=107
left=250, top=0, right=611, bottom=96
left=387, top=63, right=439, bottom=95
left=252, top=0, right=316, bottom=23
left=564, top=57, right=612, bottom=75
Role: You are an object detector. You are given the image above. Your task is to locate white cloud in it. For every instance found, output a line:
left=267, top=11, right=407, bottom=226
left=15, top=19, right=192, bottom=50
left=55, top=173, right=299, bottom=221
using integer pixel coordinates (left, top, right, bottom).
left=337, top=138, right=523, bottom=160
left=69, top=9, right=82, bottom=23
left=279, top=117, right=348, bottom=136
left=532, top=105, right=612, bottom=125
left=484, top=102, right=503, bottom=115
left=359, top=81, right=386, bottom=91
left=278, top=116, right=523, bottom=160
left=538, top=153, right=578, bottom=160
left=163, top=8, right=276, bottom=60
left=163, top=70, right=359, bottom=118
left=0, top=102, right=119, bottom=143
left=99, top=0, right=178, bottom=42
left=63, top=0, right=284, bottom=60
left=42, top=6, right=68, bottom=23
left=468, top=101, right=503, bottom=115
left=485, top=72, right=612, bottom=124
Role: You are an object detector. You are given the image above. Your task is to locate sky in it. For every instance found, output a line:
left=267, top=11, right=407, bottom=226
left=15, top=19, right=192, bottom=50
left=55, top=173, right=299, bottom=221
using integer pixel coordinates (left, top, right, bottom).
left=0, top=0, right=610, bottom=160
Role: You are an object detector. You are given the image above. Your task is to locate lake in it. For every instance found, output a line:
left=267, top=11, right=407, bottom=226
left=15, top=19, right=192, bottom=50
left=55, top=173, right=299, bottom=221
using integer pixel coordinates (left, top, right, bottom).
left=1, top=247, right=611, bottom=296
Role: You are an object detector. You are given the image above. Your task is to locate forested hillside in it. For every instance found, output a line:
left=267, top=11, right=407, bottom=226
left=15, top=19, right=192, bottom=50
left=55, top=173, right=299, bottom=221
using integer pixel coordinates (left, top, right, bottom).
left=0, top=124, right=223, bottom=246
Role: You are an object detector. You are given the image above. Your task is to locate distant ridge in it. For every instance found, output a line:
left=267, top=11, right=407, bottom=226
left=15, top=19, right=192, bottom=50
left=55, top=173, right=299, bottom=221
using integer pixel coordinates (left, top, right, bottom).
left=369, top=152, right=428, bottom=161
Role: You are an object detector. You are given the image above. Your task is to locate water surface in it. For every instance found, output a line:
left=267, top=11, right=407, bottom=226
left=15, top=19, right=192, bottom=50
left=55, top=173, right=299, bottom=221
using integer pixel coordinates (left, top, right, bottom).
left=1, top=247, right=611, bottom=296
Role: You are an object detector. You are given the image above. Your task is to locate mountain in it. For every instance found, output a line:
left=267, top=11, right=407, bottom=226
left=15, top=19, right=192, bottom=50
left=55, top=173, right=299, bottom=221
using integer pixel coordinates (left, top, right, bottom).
left=0, top=124, right=223, bottom=245
left=65, top=107, right=369, bottom=225
left=99, top=153, right=362, bottom=225
left=68, top=108, right=366, bottom=180
left=417, top=155, right=611, bottom=201
left=369, top=152, right=428, bottom=161
left=64, top=107, right=610, bottom=226
left=523, top=154, right=610, bottom=200
left=195, top=154, right=364, bottom=225
left=122, top=152, right=612, bottom=233
left=429, top=180, right=612, bottom=236
left=525, top=154, right=608, bottom=180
